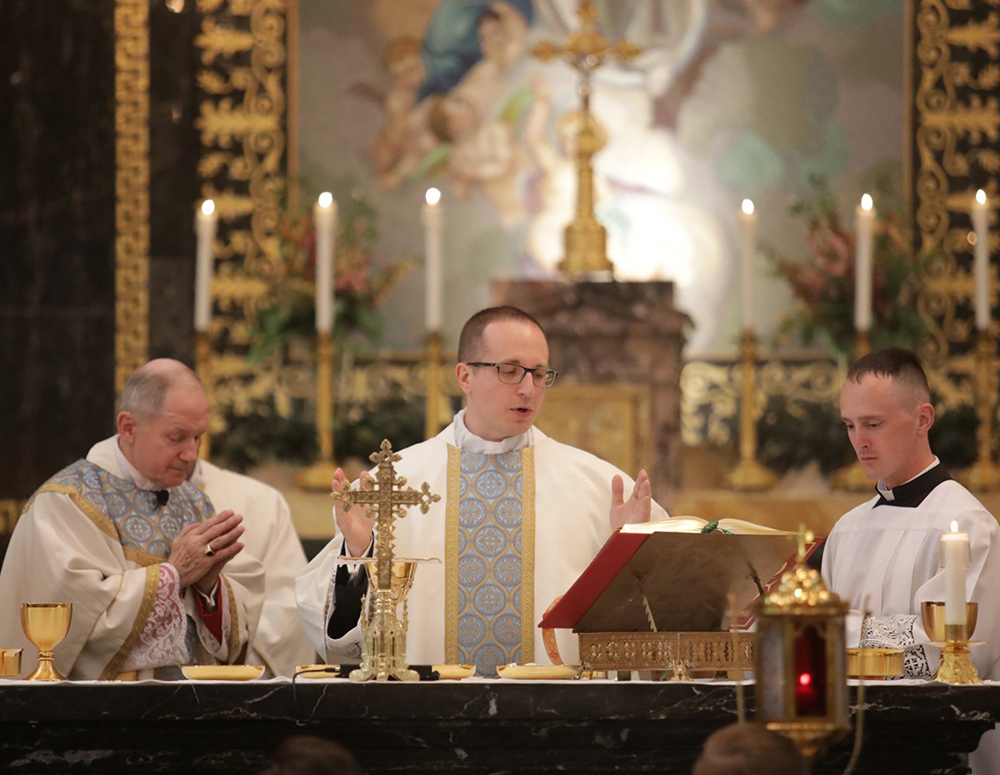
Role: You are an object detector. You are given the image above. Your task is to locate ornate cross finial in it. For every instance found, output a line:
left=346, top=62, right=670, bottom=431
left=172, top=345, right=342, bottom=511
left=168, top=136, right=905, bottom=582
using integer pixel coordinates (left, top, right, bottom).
left=334, top=439, right=440, bottom=590
left=531, top=0, right=642, bottom=277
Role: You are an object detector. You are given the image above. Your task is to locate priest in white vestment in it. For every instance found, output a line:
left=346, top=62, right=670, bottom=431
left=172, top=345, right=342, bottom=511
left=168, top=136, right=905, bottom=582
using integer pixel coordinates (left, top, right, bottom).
left=823, top=347, right=1000, bottom=773
left=0, top=360, right=264, bottom=680
left=189, top=459, right=317, bottom=676
left=297, top=306, right=669, bottom=676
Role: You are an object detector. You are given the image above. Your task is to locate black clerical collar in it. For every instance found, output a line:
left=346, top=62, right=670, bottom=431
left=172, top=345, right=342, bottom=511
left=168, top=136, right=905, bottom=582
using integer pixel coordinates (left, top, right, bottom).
left=154, top=489, right=169, bottom=507
left=873, top=464, right=952, bottom=508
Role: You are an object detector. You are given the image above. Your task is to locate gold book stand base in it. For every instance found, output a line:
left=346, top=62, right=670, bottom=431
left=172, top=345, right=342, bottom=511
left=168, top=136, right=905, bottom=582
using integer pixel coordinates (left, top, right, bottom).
left=578, top=631, right=753, bottom=680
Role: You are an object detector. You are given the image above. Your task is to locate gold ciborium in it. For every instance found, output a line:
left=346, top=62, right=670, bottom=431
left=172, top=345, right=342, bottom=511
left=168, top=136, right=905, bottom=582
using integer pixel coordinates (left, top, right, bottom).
left=1, top=649, right=22, bottom=678
left=921, top=601, right=981, bottom=684
left=21, top=603, right=72, bottom=681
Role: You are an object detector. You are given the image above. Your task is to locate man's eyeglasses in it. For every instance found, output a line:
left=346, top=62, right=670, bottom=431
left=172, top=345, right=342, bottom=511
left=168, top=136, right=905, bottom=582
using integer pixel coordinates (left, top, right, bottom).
left=466, top=362, right=559, bottom=388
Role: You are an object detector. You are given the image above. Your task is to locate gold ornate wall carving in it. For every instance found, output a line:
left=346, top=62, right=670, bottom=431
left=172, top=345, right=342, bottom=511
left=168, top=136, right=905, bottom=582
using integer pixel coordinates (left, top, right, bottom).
left=681, top=354, right=841, bottom=447
left=194, top=0, right=292, bottom=428
left=911, top=0, right=1000, bottom=408
left=114, top=0, right=150, bottom=395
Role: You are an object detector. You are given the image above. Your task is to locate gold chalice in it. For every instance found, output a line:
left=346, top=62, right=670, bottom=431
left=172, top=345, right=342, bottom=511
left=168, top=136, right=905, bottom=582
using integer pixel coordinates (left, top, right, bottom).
left=920, top=601, right=981, bottom=684
left=21, top=603, right=72, bottom=681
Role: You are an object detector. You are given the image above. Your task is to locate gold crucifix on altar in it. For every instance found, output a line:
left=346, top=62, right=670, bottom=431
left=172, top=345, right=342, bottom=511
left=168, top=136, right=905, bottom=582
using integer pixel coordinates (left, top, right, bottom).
left=532, top=0, right=642, bottom=277
left=334, top=439, right=441, bottom=682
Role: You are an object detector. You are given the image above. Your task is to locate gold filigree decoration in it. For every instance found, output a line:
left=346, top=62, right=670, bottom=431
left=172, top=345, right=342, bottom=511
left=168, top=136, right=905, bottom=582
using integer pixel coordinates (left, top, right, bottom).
left=680, top=355, right=842, bottom=447
left=195, top=0, right=290, bottom=431
left=114, top=0, right=150, bottom=395
left=912, top=0, right=1000, bottom=409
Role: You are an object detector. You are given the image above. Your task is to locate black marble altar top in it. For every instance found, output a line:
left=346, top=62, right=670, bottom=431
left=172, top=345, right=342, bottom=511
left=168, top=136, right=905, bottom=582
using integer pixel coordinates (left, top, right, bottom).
left=0, top=678, right=996, bottom=774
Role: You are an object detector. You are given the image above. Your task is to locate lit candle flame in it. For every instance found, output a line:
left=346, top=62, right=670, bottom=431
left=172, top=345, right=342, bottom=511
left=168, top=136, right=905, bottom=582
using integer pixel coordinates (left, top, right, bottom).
left=741, top=198, right=754, bottom=215
left=425, top=188, right=441, bottom=206
left=861, top=194, right=873, bottom=211
left=201, top=199, right=215, bottom=216
left=318, top=191, right=333, bottom=208
left=977, top=189, right=987, bottom=205
left=951, top=520, right=959, bottom=533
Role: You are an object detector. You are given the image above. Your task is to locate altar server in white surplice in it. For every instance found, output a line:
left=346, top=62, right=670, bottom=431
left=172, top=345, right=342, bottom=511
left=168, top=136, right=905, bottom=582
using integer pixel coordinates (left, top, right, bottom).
left=190, top=459, right=317, bottom=676
left=297, top=306, right=669, bottom=677
left=0, top=360, right=264, bottom=680
left=823, top=347, right=1000, bottom=774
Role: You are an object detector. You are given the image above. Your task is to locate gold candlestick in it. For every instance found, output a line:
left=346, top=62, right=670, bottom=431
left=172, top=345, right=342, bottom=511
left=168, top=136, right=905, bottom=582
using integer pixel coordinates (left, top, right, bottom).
left=959, top=331, right=1000, bottom=490
left=832, top=329, right=874, bottom=490
left=921, top=601, right=982, bottom=684
left=194, top=330, right=212, bottom=459
left=425, top=330, right=445, bottom=439
left=297, top=331, right=338, bottom=491
left=726, top=331, right=777, bottom=490
left=532, top=0, right=641, bottom=277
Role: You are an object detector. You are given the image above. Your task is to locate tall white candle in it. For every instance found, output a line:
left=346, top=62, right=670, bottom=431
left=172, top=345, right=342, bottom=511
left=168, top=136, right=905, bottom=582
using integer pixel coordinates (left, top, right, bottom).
left=941, top=520, right=971, bottom=627
left=314, top=192, right=337, bottom=334
left=855, top=194, right=875, bottom=332
left=423, top=188, right=443, bottom=332
left=194, top=199, right=218, bottom=333
left=739, top=199, right=757, bottom=331
left=973, top=189, right=990, bottom=331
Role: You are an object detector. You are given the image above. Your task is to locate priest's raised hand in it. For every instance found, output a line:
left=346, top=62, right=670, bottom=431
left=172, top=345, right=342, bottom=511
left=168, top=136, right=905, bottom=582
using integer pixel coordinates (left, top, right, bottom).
left=609, top=469, right=652, bottom=531
left=168, top=509, right=245, bottom=593
left=332, top=468, right=376, bottom=558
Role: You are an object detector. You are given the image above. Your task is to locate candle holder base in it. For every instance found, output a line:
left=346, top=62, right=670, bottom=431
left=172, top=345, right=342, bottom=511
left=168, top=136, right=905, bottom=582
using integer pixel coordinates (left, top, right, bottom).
left=726, top=458, right=777, bottom=491
left=296, top=459, right=339, bottom=492
left=956, top=460, right=1000, bottom=492
left=831, top=460, right=873, bottom=491
left=935, top=640, right=983, bottom=684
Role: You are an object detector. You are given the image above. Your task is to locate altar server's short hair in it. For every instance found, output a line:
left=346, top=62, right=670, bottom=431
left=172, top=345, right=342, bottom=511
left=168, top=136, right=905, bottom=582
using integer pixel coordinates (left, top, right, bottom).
left=845, top=346, right=931, bottom=401
left=458, top=306, right=545, bottom=362
left=693, top=723, right=808, bottom=775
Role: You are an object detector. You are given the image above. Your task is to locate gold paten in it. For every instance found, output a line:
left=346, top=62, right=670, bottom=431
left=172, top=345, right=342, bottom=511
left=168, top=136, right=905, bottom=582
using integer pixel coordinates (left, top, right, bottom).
left=21, top=603, right=72, bottom=682
left=921, top=601, right=982, bottom=684
left=334, top=440, right=441, bottom=682
left=531, top=0, right=641, bottom=277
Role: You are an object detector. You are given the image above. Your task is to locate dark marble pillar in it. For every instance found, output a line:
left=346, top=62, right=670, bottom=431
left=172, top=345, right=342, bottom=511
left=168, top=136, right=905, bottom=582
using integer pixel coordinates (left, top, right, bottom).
left=0, top=0, right=118, bottom=500
left=148, top=0, right=200, bottom=364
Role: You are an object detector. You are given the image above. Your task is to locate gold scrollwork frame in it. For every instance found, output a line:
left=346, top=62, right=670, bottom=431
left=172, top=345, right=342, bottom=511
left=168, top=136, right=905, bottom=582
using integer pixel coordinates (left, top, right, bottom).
left=910, top=0, right=1000, bottom=408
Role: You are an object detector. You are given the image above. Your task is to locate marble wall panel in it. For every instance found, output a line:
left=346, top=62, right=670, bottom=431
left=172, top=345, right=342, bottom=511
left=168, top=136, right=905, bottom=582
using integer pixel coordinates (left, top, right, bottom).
left=0, top=0, right=117, bottom=498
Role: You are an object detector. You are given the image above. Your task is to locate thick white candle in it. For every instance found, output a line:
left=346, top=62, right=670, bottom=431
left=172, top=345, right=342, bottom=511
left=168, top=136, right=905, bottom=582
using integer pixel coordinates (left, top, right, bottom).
left=941, top=520, right=971, bottom=627
left=739, top=199, right=756, bottom=331
left=194, top=199, right=218, bottom=333
left=854, top=194, right=875, bottom=332
left=973, top=189, right=990, bottom=331
left=314, top=192, right=337, bottom=334
left=423, top=187, right=443, bottom=332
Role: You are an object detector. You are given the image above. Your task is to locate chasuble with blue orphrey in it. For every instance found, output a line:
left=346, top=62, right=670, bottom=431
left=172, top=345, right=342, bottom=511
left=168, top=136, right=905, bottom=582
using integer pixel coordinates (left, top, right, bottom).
left=31, top=460, right=224, bottom=675
left=445, top=446, right=535, bottom=677
left=36, top=460, right=213, bottom=563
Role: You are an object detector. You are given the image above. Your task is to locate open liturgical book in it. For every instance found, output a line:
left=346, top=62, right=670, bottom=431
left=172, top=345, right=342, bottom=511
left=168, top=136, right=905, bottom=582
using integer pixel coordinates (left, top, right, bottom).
left=540, top=517, right=820, bottom=633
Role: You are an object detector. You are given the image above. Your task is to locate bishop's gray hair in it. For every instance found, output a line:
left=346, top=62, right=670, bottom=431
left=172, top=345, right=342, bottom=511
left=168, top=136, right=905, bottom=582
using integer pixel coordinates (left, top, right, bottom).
left=118, top=361, right=202, bottom=422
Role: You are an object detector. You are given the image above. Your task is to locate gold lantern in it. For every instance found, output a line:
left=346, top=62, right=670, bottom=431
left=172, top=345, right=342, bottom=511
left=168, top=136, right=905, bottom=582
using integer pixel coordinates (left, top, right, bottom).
left=754, top=557, right=849, bottom=761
